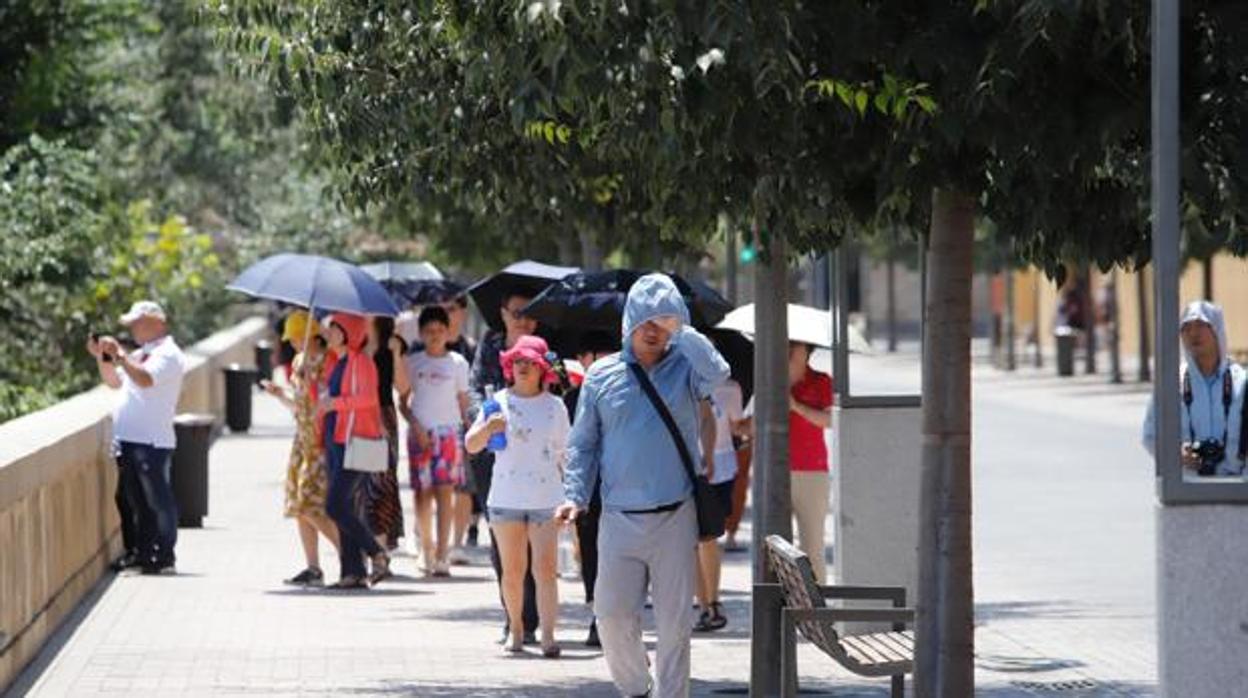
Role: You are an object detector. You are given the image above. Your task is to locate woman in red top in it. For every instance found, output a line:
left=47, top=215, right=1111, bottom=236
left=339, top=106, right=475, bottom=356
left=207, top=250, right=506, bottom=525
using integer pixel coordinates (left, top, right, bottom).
left=320, top=313, right=390, bottom=589
left=786, top=342, right=833, bottom=583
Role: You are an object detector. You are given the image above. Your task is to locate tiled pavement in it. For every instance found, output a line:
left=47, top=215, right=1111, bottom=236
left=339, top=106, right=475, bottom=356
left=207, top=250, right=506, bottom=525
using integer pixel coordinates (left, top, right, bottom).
left=7, top=355, right=1158, bottom=697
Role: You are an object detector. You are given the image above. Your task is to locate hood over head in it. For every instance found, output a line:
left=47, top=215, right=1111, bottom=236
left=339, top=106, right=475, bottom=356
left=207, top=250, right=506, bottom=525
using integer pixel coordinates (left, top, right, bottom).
left=621, top=273, right=689, bottom=362
left=1180, top=300, right=1230, bottom=374
left=330, top=313, right=370, bottom=352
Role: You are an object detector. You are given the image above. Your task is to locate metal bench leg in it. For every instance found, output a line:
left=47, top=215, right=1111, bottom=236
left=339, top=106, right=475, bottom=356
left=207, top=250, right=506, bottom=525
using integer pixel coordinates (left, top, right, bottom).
left=780, top=609, right=798, bottom=698
left=891, top=674, right=904, bottom=698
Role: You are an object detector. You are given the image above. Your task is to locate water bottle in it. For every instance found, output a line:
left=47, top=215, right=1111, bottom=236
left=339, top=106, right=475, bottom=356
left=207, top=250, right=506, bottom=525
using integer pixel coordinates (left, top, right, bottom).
left=482, top=384, right=507, bottom=451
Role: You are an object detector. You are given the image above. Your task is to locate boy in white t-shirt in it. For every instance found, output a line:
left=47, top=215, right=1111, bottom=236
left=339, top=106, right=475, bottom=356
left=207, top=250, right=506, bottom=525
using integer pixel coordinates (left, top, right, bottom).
left=465, top=334, right=569, bottom=657
left=401, top=306, right=471, bottom=576
left=694, top=377, right=744, bottom=632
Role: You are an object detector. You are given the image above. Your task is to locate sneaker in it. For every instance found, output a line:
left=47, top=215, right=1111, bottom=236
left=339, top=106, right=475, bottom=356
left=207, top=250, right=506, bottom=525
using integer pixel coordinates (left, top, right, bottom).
left=432, top=560, right=451, bottom=578
left=284, top=567, right=325, bottom=586
left=448, top=547, right=471, bottom=566
left=110, top=552, right=141, bottom=572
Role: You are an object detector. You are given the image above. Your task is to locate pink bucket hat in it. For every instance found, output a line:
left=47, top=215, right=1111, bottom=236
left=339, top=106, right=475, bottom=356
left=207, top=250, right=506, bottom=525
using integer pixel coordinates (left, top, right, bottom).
left=501, top=335, right=556, bottom=384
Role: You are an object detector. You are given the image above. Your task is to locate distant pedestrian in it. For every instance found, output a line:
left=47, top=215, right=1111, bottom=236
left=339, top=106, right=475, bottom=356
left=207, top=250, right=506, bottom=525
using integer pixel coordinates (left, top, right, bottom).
left=563, top=330, right=621, bottom=648
left=694, top=377, right=745, bottom=633
left=556, top=273, right=730, bottom=698
left=364, top=316, right=406, bottom=550
left=466, top=335, right=569, bottom=657
left=1143, top=300, right=1247, bottom=476
left=320, top=313, right=391, bottom=589
left=88, top=301, right=186, bottom=575
left=401, top=305, right=471, bottom=576
left=261, top=310, right=341, bottom=586
left=470, top=290, right=541, bottom=643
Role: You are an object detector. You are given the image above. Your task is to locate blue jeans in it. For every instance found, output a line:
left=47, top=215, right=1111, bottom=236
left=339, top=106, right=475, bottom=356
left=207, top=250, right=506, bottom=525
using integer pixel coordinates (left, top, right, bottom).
left=116, top=441, right=178, bottom=566
left=325, top=442, right=383, bottom=579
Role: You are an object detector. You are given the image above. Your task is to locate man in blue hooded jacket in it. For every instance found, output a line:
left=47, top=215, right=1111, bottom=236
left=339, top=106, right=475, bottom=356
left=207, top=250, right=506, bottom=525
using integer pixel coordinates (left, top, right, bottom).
left=556, top=273, right=730, bottom=698
left=1143, top=300, right=1247, bottom=476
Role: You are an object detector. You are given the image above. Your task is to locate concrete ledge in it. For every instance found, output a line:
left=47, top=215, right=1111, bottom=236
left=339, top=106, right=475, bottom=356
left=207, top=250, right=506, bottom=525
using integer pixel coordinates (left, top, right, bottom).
left=0, top=316, right=270, bottom=692
left=1158, top=504, right=1248, bottom=697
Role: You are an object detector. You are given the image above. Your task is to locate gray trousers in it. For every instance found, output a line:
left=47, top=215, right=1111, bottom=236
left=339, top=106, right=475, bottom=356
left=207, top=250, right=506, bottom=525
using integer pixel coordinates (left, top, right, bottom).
left=594, top=499, right=698, bottom=698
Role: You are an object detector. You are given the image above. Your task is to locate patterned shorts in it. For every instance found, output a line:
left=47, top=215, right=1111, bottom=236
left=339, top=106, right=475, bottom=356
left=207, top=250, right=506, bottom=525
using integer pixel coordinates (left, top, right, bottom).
left=407, top=425, right=464, bottom=492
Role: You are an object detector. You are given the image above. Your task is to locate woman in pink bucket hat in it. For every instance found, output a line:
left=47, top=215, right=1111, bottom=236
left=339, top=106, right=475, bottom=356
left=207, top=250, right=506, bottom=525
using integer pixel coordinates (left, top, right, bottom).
left=466, top=334, right=569, bottom=657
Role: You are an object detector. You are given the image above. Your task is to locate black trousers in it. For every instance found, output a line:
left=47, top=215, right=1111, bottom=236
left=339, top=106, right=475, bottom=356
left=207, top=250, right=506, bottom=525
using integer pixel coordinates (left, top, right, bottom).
left=474, top=451, right=538, bottom=633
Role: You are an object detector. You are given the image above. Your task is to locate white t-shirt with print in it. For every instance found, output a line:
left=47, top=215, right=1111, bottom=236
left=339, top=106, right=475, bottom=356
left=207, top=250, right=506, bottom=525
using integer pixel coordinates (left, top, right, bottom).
left=405, top=351, right=470, bottom=430
left=709, top=380, right=744, bottom=484
left=479, top=390, right=570, bottom=511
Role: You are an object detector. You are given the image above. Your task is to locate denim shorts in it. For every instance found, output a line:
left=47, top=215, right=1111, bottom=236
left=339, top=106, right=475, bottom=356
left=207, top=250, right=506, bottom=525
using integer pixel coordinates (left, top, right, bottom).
left=489, top=507, right=555, bottom=524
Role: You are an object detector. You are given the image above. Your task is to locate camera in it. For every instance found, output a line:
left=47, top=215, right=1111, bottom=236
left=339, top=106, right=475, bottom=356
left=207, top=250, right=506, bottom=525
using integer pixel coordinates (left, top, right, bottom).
left=1190, top=439, right=1226, bottom=476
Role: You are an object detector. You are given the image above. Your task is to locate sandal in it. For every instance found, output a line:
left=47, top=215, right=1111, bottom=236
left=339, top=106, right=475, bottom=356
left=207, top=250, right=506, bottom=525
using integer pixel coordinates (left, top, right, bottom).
left=708, top=602, right=728, bottom=631
left=329, top=576, right=369, bottom=590
left=369, top=553, right=392, bottom=585
left=542, top=643, right=562, bottom=659
left=693, top=609, right=716, bottom=633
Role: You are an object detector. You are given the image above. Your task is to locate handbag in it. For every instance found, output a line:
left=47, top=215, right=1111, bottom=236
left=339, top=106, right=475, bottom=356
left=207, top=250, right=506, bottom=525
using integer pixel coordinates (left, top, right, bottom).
left=343, top=358, right=387, bottom=473
left=628, top=362, right=726, bottom=541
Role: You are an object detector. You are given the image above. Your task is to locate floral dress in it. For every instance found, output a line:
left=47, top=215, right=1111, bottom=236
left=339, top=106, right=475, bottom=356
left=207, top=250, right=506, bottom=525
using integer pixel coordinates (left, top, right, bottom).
left=284, top=351, right=329, bottom=517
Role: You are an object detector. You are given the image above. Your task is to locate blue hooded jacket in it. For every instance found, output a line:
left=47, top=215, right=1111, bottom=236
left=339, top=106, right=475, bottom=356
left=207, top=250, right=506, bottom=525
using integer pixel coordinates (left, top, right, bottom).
left=563, top=273, right=731, bottom=511
left=1142, top=300, right=1247, bottom=475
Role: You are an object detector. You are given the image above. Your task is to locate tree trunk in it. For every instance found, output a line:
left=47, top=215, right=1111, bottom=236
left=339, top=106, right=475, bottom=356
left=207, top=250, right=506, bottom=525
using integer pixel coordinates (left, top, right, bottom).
left=1107, top=272, right=1123, bottom=384
left=1137, top=268, right=1152, bottom=382
left=887, top=242, right=899, bottom=353
left=1083, top=267, right=1097, bottom=375
left=915, top=188, right=976, bottom=698
left=1033, top=273, right=1044, bottom=368
left=1004, top=268, right=1016, bottom=371
left=555, top=233, right=578, bottom=267
left=1203, top=256, right=1214, bottom=301
left=580, top=224, right=604, bottom=271
left=749, top=227, right=792, bottom=697
left=727, top=230, right=740, bottom=305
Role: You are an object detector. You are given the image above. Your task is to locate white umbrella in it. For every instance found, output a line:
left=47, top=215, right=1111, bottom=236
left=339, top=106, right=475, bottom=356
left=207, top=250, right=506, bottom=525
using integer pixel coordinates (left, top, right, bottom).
left=716, top=303, right=874, bottom=355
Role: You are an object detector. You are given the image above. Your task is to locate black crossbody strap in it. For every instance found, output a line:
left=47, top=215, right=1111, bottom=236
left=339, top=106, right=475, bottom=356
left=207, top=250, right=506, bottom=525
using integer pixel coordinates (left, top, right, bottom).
left=628, top=362, right=698, bottom=488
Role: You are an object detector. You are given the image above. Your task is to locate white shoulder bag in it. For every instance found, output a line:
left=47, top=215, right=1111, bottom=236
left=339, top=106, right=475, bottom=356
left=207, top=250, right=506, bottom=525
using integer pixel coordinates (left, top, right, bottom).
left=343, top=357, right=388, bottom=473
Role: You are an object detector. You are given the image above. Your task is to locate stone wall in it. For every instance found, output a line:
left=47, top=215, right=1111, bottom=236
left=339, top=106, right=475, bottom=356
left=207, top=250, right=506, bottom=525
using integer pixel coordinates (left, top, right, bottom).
left=0, top=317, right=270, bottom=691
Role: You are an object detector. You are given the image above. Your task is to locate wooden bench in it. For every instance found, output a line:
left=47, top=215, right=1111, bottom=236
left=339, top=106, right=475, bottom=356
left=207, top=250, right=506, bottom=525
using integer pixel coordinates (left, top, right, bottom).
left=764, top=534, right=916, bottom=697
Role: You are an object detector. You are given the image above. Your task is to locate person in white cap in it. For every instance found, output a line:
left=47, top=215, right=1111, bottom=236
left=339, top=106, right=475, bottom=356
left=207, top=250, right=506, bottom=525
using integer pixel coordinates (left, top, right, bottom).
left=87, top=300, right=187, bottom=574
left=1143, top=300, right=1248, bottom=476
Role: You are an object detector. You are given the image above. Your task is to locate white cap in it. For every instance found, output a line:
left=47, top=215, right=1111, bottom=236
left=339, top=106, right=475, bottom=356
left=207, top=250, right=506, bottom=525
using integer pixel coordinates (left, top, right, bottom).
left=120, top=300, right=167, bottom=325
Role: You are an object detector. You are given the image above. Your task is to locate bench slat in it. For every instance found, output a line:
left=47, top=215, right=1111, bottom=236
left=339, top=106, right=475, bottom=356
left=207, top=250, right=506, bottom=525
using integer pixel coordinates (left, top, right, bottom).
left=874, top=631, right=914, bottom=657
left=859, top=633, right=911, bottom=663
left=842, top=635, right=897, bottom=665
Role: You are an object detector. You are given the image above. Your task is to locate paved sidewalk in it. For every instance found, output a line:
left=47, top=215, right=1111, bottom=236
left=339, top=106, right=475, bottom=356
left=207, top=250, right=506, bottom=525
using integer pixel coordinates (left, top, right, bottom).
left=7, top=356, right=1158, bottom=697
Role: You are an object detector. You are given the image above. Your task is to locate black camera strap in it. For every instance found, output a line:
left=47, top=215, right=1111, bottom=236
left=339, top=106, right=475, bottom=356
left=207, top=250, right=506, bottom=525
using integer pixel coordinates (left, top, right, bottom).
left=1182, top=367, right=1233, bottom=446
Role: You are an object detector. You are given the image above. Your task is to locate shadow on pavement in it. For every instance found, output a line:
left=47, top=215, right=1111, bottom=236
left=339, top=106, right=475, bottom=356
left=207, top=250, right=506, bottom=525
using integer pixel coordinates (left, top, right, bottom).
left=975, top=600, right=1091, bottom=623
left=261, top=587, right=430, bottom=597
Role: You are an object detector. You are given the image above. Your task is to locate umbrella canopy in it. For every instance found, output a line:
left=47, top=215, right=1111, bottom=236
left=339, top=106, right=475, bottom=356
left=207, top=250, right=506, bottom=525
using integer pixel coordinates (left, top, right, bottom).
left=521, top=269, right=734, bottom=334
left=706, top=328, right=755, bottom=402
left=228, top=253, right=401, bottom=316
left=468, top=260, right=580, bottom=332
left=716, top=303, right=874, bottom=354
left=361, top=260, right=466, bottom=307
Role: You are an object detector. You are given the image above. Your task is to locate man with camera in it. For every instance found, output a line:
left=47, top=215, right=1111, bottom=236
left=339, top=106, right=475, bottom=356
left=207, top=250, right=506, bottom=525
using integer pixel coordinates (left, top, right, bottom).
left=87, top=301, right=187, bottom=574
left=1144, top=300, right=1247, bottom=477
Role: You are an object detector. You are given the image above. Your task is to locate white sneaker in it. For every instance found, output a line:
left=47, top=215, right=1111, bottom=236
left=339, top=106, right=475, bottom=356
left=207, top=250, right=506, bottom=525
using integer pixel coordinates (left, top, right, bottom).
left=449, top=547, right=471, bottom=566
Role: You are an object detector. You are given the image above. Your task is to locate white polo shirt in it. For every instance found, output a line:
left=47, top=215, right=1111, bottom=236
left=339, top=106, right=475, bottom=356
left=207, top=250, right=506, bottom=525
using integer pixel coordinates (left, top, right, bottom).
left=113, top=335, right=187, bottom=449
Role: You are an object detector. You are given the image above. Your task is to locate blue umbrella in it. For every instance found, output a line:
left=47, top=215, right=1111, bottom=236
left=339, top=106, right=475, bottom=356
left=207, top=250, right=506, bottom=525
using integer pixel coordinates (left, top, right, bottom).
left=228, top=253, right=401, bottom=316
left=361, top=260, right=467, bottom=307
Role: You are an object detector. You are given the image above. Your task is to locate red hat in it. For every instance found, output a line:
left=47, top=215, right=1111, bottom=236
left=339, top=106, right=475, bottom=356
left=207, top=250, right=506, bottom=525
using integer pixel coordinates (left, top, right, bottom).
left=501, top=335, right=556, bottom=384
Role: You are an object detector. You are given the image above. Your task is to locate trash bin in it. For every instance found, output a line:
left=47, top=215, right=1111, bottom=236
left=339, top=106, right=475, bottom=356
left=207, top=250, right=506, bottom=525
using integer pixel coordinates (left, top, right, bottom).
left=254, top=340, right=274, bottom=385
left=223, top=364, right=258, bottom=432
left=1055, top=326, right=1076, bottom=377
left=172, top=413, right=215, bottom=528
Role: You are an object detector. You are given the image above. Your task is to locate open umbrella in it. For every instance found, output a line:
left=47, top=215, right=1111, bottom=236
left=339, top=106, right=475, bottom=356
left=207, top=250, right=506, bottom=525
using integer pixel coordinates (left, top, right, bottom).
left=467, top=260, right=580, bottom=332
left=716, top=303, right=874, bottom=354
left=361, top=260, right=466, bottom=307
left=706, top=328, right=755, bottom=402
left=228, top=253, right=401, bottom=316
left=522, top=269, right=733, bottom=333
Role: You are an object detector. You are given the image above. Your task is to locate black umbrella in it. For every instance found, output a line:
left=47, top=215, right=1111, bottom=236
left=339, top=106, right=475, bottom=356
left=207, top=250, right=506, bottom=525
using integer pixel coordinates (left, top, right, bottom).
left=467, top=260, right=580, bottom=332
left=522, top=269, right=733, bottom=334
left=706, top=328, right=755, bottom=403
left=361, top=261, right=466, bottom=308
